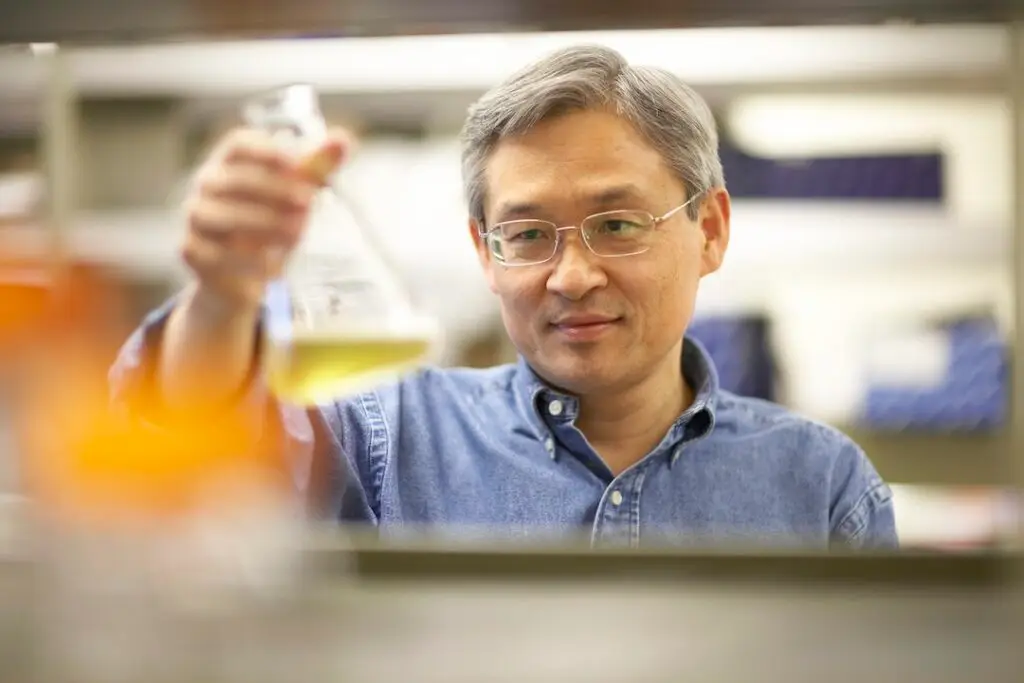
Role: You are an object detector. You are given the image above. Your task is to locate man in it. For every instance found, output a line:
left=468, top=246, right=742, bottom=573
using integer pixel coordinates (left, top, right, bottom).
left=111, top=45, right=897, bottom=549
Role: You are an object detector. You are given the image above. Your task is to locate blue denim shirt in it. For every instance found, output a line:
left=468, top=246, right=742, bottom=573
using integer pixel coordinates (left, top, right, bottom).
left=111, top=304, right=897, bottom=550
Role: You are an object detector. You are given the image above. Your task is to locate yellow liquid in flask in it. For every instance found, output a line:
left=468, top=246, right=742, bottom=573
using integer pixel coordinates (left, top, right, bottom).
left=266, top=331, right=432, bottom=405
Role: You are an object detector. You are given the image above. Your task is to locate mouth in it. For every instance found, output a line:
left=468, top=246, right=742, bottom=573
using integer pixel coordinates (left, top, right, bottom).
left=549, top=316, right=622, bottom=341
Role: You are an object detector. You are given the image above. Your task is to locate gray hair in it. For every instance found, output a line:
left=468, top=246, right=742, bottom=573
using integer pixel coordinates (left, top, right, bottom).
left=459, top=44, right=725, bottom=225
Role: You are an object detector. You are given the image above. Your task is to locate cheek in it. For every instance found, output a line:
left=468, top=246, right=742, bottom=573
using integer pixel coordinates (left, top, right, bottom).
left=491, top=270, right=546, bottom=333
left=630, top=253, right=701, bottom=339
left=493, top=269, right=540, bottom=305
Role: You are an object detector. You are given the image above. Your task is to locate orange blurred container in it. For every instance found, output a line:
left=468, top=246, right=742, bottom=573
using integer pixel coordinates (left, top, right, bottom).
left=3, top=257, right=281, bottom=529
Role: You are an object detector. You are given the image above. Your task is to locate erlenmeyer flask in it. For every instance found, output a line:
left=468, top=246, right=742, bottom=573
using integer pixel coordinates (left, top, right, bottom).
left=243, top=85, right=441, bottom=405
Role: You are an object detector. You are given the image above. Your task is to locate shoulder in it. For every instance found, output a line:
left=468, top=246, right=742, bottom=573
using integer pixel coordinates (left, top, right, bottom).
left=410, top=363, right=519, bottom=395
left=387, top=363, right=518, bottom=403
left=325, top=364, right=519, bottom=492
left=712, top=391, right=896, bottom=547
left=712, top=389, right=861, bottom=457
left=711, top=390, right=885, bottom=507
left=321, top=363, right=519, bottom=498
left=333, top=363, right=519, bottom=421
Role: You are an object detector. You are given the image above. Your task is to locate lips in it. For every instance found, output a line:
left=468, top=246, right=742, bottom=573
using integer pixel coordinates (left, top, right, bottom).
left=549, top=315, right=621, bottom=341
left=550, top=315, right=619, bottom=327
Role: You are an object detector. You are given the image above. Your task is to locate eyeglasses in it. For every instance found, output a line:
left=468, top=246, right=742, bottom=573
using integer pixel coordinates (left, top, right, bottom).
left=481, top=192, right=703, bottom=267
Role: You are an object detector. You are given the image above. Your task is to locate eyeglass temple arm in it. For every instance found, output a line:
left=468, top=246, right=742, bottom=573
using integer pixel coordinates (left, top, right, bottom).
left=656, top=188, right=707, bottom=224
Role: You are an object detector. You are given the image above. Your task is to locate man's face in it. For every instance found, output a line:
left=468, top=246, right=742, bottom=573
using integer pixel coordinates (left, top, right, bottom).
left=471, top=108, right=730, bottom=395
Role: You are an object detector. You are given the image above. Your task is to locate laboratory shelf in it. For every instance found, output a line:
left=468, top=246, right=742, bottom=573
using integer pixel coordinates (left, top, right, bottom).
left=0, top=0, right=1016, bottom=45
left=843, top=427, right=1013, bottom=486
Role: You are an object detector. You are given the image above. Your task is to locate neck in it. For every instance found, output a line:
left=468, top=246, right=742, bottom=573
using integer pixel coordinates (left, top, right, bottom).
left=575, top=344, right=693, bottom=473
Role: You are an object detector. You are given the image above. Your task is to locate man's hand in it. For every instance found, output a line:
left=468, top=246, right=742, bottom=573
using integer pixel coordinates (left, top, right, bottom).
left=159, top=127, right=350, bottom=409
left=181, top=128, right=349, bottom=320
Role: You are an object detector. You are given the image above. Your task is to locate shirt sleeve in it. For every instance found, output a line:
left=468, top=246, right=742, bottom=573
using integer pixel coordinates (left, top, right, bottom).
left=828, top=440, right=899, bottom=550
left=107, top=298, right=377, bottom=525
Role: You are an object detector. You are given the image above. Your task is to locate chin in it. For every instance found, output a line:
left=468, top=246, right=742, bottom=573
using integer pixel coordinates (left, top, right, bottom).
left=533, top=351, right=622, bottom=395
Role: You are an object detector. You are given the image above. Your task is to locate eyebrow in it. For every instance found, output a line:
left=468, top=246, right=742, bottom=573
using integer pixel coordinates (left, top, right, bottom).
left=492, top=201, right=543, bottom=223
left=589, top=184, right=647, bottom=208
left=491, top=184, right=649, bottom=224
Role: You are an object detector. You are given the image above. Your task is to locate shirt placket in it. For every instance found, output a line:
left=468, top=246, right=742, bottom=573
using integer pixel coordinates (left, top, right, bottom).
left=590, top=466, right=646, bottom=548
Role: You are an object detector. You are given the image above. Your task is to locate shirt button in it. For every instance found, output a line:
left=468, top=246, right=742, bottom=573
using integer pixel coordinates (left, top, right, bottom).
left=548, top=399, right=564, bottom=416
left=610, top=490, right=623, bottom=506
left=544, top=437, right=555, bottom=456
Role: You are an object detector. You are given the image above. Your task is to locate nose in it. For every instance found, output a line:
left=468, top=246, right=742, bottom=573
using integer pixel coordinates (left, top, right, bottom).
left=545, top=230, right=607, bottom=301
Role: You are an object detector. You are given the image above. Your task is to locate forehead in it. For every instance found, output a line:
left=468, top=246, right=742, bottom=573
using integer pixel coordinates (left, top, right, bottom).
left=483, top=109, right=679, bottom=221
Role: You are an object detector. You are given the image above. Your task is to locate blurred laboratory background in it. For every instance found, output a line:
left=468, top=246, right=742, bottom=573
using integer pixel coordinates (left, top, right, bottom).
left=0, top=16, right=1021, bottom=551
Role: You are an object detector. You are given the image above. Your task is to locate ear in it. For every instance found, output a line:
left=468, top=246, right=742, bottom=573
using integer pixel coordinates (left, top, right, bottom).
left=699, top=187, right=731, bottom=277
left=469, top=218, right=500, bottom=294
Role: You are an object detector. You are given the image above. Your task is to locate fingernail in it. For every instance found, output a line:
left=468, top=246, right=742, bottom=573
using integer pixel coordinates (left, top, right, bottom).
left=298, top=145, right=342, bottom=185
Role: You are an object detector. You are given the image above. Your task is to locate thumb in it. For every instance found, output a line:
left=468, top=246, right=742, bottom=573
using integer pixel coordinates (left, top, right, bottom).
left=297, top=131, right=352, bottom=185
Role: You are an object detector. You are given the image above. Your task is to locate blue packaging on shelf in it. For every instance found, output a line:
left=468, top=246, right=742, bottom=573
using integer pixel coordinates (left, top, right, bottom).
left=859, top=319, right=1008, bottom=432
left=687, top=315, right=776, bottom=401
left=718, top=143, right=943, bottom=201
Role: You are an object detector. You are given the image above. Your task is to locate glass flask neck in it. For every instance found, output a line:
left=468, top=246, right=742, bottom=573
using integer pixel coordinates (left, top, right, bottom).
left=243, top=83, right=327, bottom=142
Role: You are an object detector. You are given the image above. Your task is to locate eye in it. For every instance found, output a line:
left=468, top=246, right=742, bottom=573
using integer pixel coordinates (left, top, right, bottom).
left=598, top=218, right=642, bottom=234
left=488, top=236, right=504, bottom=258
left=499, top=223, right=553, bottom=242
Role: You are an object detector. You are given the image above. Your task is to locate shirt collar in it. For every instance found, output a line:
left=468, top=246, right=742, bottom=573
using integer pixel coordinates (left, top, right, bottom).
left=512, top=336, right=719, bottom=443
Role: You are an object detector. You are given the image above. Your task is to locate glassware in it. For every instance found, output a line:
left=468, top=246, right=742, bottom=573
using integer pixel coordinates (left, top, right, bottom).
left=243, top=84, right=441, bottom=405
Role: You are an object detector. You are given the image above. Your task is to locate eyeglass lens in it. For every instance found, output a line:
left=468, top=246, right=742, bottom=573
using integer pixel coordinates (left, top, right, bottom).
left=489, top=210, right=655, bottom=264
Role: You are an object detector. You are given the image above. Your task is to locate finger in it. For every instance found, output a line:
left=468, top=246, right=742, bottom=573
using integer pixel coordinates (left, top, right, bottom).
left=188, top=196, right=304, bottom=246
left=324, top=126, right=357, bottom=163
left=213, top=127, right=293, bottom=172
left=199, top=161, right=316, bottom=212
left=293, top=138, right=347, bottom=186
left=181, top=231, right=273, bottom=285
left=217, top=214, right=305, bottom=255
